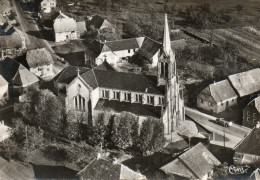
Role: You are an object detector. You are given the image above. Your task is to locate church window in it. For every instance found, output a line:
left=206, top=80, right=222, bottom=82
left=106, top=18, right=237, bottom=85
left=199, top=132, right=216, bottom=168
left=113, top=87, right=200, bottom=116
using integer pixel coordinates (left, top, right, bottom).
left=128, top=49, right=130, bottom=53
left=159, top=97, right=164, bottom=105
left=165, top=63, right=168, bottom=78
left=161, top=63, right=164, bottom=77
left=74, top=95, right=86, bottom=111
left=124, top=92, right=131, bottom=102
left=147, top=95, right=154, bottom=105
left=135, top=94, right=142, bottom=103
left=113, top=91, right=120, bottom=100
left=102, top=90, right=109, bottom=99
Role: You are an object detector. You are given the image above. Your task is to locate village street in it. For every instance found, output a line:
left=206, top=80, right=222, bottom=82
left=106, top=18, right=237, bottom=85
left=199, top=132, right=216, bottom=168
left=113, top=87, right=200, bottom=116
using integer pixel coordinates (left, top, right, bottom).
left=185, top=107, right=251, bottom=148
left=11, top=0, right=65, bottom=75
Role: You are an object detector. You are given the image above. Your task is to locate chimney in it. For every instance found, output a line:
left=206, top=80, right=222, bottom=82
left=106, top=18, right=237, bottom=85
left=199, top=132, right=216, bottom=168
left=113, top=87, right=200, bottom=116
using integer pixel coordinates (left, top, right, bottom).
left=256, top=121, right=260, bottom=129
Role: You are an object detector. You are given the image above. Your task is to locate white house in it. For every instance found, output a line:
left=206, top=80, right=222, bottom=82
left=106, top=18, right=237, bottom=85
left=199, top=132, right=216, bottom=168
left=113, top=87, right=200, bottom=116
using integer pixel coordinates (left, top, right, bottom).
left=0, top=75, right=8, bottom=102
left=95, top=37, right=161, bottom=67
left=26, top=48, right=54, bottom=78
left=53, top=11, right=77, bottom=42
left=40, top=0, right=56, bottom=13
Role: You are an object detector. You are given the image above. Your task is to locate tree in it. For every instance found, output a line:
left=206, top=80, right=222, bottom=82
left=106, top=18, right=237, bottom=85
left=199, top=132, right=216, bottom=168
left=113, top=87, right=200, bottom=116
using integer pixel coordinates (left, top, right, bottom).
left=0, top=139, right=18, bottom=161
left=138, top=118, right=165, bottom=155
left=111, top=113, right=139, bottom=149
left=212, top=162, right=229, bottom=179
left=14, top=86, right=65, bottom=135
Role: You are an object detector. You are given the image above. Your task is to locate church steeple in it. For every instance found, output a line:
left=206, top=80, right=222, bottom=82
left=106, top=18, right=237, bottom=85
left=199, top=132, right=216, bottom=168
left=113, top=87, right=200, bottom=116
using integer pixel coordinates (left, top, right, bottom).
left=163, top=14, right=171, bottom=56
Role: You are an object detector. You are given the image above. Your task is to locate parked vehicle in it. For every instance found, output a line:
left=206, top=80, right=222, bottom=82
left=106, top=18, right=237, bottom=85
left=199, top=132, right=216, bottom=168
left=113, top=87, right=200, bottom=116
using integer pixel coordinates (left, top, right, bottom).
left=215, top=118, right=233, bottom=127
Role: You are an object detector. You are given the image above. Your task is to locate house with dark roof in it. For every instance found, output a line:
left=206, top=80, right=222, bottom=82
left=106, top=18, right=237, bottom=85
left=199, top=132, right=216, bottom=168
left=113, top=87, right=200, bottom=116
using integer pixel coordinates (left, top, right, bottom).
left=160, top=143, right=221, bottom=180
left=0, top=75, right=8, bottom=102
left=197, top=80, right=238, bottom=113
left=95, top=37, right=161, bottom=67
left=77, top=158, right=147, bottom=180
left=0, top=57, right=39, bottom=95
left=228, top=68, right=260, bottom=98
left=243, top=96, right=260, bottom=128
left=26, top=48, right=54, bottom=78
left=234, top=123, right=260, bottom=166
left=53, top=11, right=77, bottom=42
left=0, top=23, right=26, bottom=60
left=87, top=15, right=113, bottom=31
left=40, top=0, right=56, bottom=13
left=64, top=15, right=186, bottom=135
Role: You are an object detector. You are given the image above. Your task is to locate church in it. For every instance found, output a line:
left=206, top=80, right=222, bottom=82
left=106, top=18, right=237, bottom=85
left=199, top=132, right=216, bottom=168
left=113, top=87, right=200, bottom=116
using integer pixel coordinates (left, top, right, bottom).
left=64, top=14, right=185, bottom=135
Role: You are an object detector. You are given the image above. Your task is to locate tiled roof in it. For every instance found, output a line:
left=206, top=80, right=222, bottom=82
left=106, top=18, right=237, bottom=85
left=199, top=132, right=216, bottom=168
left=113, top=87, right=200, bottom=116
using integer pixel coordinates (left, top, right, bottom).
left=0, top=32, right=23, bottom=49
left=26, top=48, right=54, bottom=68
left=54, top=12, right=77, bottom=33
left=57, top=51, right=86, bottom=67
left=88, top=15, right=105, bottom=29
left=209, top=80, right=238, bottom=103
left=160, top=143, right=221, bottom=179
left=228, top=68, right=260, bottom=97
left=0, top=75, right=8, bottom=87
left=94, top=60, right=115, bottom=71
left=104, top=38, right=141, bottom=52
left=138, top=37, right=161, bottom=60
left=77, top=158, right=146, bottom=180
left=0, top=58, right=39, bottom=87
left=54, top=65, right=89, bottom=84
left=80, top=69, right=164, bottom=94
left=95, top=99, right=162, bottom=118
left=235, top=127, right=260, bottom=156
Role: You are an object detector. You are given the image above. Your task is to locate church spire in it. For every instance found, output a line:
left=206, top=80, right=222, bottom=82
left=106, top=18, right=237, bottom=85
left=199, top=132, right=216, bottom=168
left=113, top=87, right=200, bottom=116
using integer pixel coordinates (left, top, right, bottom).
left=163, top=14, right=171, bottom=56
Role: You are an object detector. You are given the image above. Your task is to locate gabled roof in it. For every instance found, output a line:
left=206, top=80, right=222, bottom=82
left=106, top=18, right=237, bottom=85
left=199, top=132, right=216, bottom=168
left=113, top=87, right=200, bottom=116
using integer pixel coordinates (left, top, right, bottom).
left=250, top=168, right=260, bottom=180
left=235, top=127, right=260, bottom=156
left=138, top=37, right=161, bottom=60
left=53, top=12, right=77, bottom=33
left=104, top=38, right=141, bottom=52
left=0, top=58, right=39, bottom=87
left=0, top=75, right=8, bottom=87
left=0, top=32, right=23, bottom=49
left=80, top=69, right=164, bottom=94
left=77, top=158, right=146, bottom=180
left=54, top=65, right=90, bottom=84
left=206, top=80, right=238, bottom=103
left=26, top=48, right=54, bottom=68
left=160, top=143, right=221, bottom=179
left=94, top=60, right=115, bottom=71
left=228, top=68, right=260, bottom=97
left=87, top=15, right=112, bottom=30
left=95, top=99, right=162, bottom=118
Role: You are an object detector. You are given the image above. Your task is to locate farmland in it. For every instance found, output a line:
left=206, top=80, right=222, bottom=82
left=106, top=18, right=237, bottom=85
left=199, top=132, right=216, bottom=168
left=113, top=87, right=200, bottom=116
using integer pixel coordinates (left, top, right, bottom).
left=184, top=26, right=260, bottom=66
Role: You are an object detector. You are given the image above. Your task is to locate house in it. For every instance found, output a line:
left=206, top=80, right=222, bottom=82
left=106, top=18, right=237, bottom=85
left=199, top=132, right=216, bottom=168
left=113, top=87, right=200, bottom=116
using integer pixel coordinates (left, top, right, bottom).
left=197, top=80, right=238, bottom=113
left=40, top=0, right=56, bottom=13
left=77, top=158, right=147, bottom=180
left=233, top=122, right=260, bottom=166
left=0, top=3, right=11, bottom=17
left=95, top=37, right=161, bottom=67
left=87, top=15, right=113, bottom=31
left=0, top=57, right=39, bottom=95
left=53, top=11, right=77, bottom=42
left=228, top=68, right=260, bottom=98
left=0, top=121, right=10, bottom=142
left=64, top=14, right=185, bottom=135
left=95, top=38, right=142, bottom=65
left=26, top=48, right=54, bottom=78
left=0, top=23, right=26, bottom=59
left=243, top=96, right=260, bottom=128
left=160, top=143, right=221, bottom=180
left=76, top=21, right=86, bottom=38
left=0, top=75, right=8, bottom=102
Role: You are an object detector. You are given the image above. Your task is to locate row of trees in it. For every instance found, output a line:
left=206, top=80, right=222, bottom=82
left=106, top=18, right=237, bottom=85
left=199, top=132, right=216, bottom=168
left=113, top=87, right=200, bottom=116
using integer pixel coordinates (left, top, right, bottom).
left=10, top=86, right=165, bottom=156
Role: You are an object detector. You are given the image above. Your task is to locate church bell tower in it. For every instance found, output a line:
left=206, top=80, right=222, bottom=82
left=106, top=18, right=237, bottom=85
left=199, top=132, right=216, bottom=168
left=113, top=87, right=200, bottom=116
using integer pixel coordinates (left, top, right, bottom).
left=158, top=14, right=185, bottom=136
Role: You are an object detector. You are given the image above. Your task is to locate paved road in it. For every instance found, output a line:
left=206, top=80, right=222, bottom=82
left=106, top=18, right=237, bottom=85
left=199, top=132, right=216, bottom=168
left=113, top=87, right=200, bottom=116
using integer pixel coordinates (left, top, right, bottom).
left=185, top=107, right=251, bottom=149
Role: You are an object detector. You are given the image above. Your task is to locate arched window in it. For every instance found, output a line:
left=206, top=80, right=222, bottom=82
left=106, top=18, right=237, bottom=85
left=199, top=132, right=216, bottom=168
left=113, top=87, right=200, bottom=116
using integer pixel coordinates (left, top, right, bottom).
left=161, top=62, right=164, bottom=77
left=165, top=63, right=168, bottom=79
left=74, top=95, right=86, bottom=111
